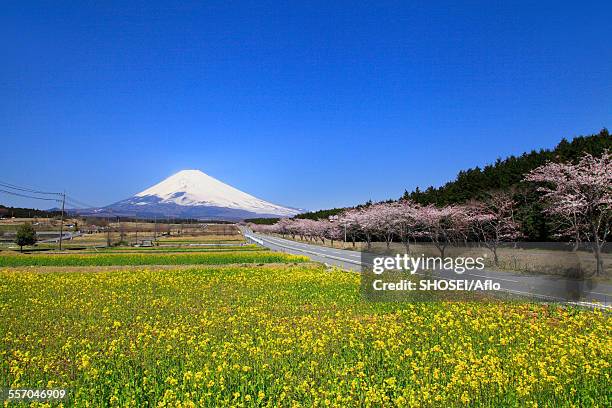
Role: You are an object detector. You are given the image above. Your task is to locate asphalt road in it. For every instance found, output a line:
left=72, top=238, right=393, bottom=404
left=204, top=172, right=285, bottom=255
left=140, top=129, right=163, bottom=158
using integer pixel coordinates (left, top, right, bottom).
left=38, top=231, right=80, bottom=243
left=242, top=227, right=611, bottom=309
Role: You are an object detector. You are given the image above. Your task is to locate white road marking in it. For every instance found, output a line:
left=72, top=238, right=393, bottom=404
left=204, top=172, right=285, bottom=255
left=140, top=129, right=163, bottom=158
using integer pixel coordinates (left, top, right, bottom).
left=252, top=234, right=365, bottom=266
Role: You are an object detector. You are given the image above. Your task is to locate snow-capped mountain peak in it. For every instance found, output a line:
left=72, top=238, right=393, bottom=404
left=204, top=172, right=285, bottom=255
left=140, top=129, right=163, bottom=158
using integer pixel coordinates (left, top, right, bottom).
left=130, top=169, right=299, bottom=217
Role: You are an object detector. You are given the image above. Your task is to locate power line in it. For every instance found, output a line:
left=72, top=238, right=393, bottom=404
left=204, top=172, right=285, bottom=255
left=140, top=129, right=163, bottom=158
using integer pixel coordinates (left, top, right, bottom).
left=0, top=181, right=62, bottom=196
left=1, top=182, right=102, bottom=244
left=65, top=201, right=85, bottom=209
left=0, top=183, right=69, bottom=251
left=65, top=195, right=98, bottom=209
left=0, top=189, right=62, bottom=202
left=65, top=201, right=94, bottom=210
left=0, top=181, right=97, bottom=209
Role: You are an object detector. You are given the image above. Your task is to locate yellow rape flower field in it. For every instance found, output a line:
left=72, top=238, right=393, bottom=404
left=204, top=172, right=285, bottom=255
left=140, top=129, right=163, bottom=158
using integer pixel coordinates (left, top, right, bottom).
left=0, top=262, right=610, bottom=407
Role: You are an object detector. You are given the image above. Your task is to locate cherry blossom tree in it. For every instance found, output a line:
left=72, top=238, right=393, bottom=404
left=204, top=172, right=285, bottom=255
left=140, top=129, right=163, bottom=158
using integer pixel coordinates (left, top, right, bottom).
left=387, top=200, right=420, bottom=253
left=416, top=204, right=468, bottom=258
left=294, top=219, right=318, bottom=241
left=525, top=151, right=611, bottom=275
left=313, top=220, right=329, bottom=244
left=467, top=191, right=521, bottom=266
left=248, top=223, right=270, bottom=234
left=323, top=221, right=343, bottom=247
left=338, top=209, right=360, bottom=247
left=354, top=206, right=379, bottom=250
left=450, top=204, right=474, bottom=246
left=276, top=218, right=293, bottom=238
left=292, top=219, right=309, bottom=240
left=370, top=203, right=398, bottom=249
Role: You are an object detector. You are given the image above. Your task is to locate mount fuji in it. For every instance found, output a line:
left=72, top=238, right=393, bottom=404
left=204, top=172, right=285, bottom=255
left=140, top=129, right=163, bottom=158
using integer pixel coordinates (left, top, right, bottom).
left=80, top=170, right=301, bottom=220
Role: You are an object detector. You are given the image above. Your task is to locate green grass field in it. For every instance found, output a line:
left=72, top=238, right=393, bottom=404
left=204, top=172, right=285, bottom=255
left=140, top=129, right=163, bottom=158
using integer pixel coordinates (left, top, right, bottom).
left=0, top=251, right=306, bottom=267
left=15, top=244, right=260, bottom=254
left=76, top=247, right=262, bottom=254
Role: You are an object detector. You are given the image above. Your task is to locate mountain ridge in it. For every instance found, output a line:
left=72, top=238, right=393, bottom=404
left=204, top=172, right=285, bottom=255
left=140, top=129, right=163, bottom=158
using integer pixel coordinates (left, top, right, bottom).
left=73, top=170, right=301, bottom=220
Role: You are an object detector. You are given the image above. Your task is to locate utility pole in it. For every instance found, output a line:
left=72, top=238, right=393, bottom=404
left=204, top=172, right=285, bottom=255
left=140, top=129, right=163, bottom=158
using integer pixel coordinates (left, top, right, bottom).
left=106, top=213, right=111, bottom=247
left=154, top=216, right=157, bottom=241
left=118, top=216, right=125, bottom=243
left=58, top=192, right=66, bottom=250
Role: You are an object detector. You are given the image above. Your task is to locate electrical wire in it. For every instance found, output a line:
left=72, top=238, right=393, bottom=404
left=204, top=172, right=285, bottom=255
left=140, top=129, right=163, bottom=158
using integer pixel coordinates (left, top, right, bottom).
left=0, top=189, right=62, bottom=202
left=65, top=195, right=98, bottom=209
left=0, top=180, right=101, bottom=210
left=65, top=201, right=93, bottom=209
left=0, top=181, right=62, bottom=196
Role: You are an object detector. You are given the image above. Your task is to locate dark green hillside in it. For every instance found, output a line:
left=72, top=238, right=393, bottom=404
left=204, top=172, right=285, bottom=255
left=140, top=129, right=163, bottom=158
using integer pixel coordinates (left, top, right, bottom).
left=295, top=208, right=346, bottom=220
left=402, top=128, right=610, bottom=240
left=245, top=208, right=347, bottom=224
left=403, top=128, right=610, bottom=206
left=0, top=205, right=62, bottom=219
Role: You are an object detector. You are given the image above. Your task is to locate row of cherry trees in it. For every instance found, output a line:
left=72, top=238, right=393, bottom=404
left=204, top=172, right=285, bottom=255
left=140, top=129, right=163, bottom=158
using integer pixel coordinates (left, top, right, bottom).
left=250, top=151, right=610, bottom=273
left=251, top=191, right=520, bottom=266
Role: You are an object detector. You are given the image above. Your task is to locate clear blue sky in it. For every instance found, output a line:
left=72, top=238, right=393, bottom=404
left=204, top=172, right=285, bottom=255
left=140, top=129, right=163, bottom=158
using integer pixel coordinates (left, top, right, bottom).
left=1, top=1, right=610, bottom=211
